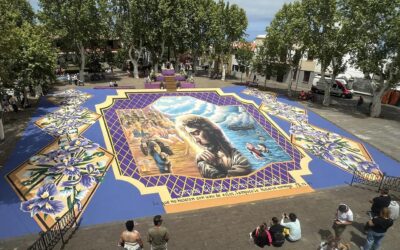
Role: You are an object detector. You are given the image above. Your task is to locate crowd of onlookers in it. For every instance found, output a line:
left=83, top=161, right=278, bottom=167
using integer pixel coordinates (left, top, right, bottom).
left=248, top=188, right=398, bottom=250
left=117, top=189, right=398, bottom=250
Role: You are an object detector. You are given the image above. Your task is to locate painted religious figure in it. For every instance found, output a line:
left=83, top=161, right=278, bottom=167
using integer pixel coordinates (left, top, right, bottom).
left=176, top=115, right=251, bottom=178
left=116, top=96, right=292, bottom=179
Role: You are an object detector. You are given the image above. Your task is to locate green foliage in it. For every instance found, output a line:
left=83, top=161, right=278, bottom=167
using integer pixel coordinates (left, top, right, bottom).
left=39, top=0, right=112, bottom=80
left=236, top=42, right=254, bottom=72
left=341, top=0, right=400, bottom=82
left=0, top=0, right=56, bottom=90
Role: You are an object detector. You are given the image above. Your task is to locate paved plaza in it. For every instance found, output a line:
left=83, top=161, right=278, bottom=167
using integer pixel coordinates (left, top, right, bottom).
left=0, top=74, right=399, bottom=250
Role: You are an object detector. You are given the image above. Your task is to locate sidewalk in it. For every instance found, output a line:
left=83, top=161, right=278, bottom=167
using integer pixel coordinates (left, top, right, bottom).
left=2, top=186, right=398, bottom=249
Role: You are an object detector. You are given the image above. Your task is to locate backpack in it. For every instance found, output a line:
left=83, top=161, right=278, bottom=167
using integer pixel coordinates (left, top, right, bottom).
left=388, top=201, right=399, bottom=220
left=271, top=230, right=285, bottom=247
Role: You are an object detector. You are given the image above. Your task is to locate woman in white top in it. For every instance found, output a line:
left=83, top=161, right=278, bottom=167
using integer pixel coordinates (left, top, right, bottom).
left=119, top=220, right=144, bottom=250
left=281, top=212, right=301, bottom=241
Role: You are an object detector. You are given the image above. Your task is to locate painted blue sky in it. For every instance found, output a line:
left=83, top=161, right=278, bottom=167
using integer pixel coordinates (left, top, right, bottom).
left=29, top=0, right=294, bottom=40
left=152, top=96, right=291, bottom=169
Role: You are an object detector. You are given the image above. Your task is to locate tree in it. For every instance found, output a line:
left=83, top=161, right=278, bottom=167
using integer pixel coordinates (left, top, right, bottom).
left=184, top=0, right=216, bottom=76
left=13, top=23, right=57, bottom=106
left=303, top=0, right=351, bottom=106
left=0, top=0, right=57, bottom=140
left=39, top=0, right=110, bottom=82
left=341, top=0, right=400, bottom=117
left=0, top=0, right=34, bottom=86
left=253, top=37, right=289, bottom=87
left=211, top=1, right=248, bottom=81
left=112, top=0, right=149, bottom=78
left=267, top=1, right=307, bottom=97
left=235, top=41, right=254, bottom=82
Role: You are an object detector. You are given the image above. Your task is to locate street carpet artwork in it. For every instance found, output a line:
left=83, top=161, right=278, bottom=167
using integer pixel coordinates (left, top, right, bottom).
left=6, top=90, right=114, bottom=231
left=97, top=89, right=313, bottom=212
left=2, top=87, right=400, bottom=239
left=242, top=88, right=380, bottom=175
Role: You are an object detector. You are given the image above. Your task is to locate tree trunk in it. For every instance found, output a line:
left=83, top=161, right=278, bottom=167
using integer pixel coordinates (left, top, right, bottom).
left=193, top=52, right=198, bottom=76
left=160, top=40, right=165, bottom=63
left=154, top=63, right=158, bottom=74
left=287, top=67, right=293, bottom=97
left=264, top=73, right=267, bottom=87
left=0, top=110, right=4, bottom=141
left=23, top=89, right=29, bottom=108
left=323, top=73, right=335, bottom=106
left=320, top=64, right=331, bottom=106
left=221, top=63, right=226, bottom=81
left=128, top=46, right=139, bottom=79
left=221, top=56, right=226, bottom=81
left=208, top=60, right=213, bottom=78
left=370, top=80, right=389, bottom=117
left=78, top=42, right=85, bottom=82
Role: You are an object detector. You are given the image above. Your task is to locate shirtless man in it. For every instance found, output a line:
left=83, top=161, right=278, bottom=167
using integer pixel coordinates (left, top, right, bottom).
left=119, top=220, right=144, bottom=250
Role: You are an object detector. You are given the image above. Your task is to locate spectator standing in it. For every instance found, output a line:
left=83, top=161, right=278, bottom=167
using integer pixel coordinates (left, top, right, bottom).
left=362, top=207, right=393, bottom=250
left=388, top=200, right=399, bottom=220
left=119, top=220, right=143, bottom=250
left=370, top=188, right=391, bottom=217
left=73, top=74, right=78, bottom=85
left=250, top=222, right=272, bottom=248
left=281, top=213, right=301, bottom=242
left=333, top=204, right=353, bottom=240
left=67, top=73, right=71, bottom=85
left=148, top=215, right=169, bottom=250
left=9, top=95, right=18, bottom=112
left=269, top=217, right=285, bottom=247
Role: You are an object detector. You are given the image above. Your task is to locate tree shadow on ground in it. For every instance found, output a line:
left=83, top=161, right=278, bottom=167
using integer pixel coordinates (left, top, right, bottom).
left=350, top=230, right=365, bottom=247
left=318, top=228, right=333, bottom=241
left=352, top=221, right=368, bottom=235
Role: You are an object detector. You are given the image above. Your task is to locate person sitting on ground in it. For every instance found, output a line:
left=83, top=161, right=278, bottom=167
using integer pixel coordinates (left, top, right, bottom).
left=269, top=217, right=285, bottom=247
left=119, top=220, right=144, bottom=250
left=281, top=213, right=301, bottom=242
left=109, top=81, right=118, bottom=87
left=370, top=188, right=391, bottom=217
left=148, top=215, right=169, bottom=250
left=299, top=90, right=307, bottom=100
left=250, top=222, right=272, bottom=248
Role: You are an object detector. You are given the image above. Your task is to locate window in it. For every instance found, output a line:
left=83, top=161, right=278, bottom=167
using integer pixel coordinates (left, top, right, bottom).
left=303, top=71, right=311, bottom=83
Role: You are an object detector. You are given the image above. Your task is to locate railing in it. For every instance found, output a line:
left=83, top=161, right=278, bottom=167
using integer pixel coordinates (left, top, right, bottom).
left=28, top=205, right=79, bottom=250
left=350, top=170, right=400, bottom=192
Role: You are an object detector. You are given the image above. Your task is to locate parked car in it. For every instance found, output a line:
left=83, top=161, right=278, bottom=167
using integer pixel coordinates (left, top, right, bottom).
left=312, top=77, right=353, bottom=98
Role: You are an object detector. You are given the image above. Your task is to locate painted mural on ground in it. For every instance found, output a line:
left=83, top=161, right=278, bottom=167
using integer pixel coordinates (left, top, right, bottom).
left=242, top=88, right=381, bottom=175
left=97, top=89, right=312, bottom=212
left=7, top=136, right=113, bottom=230
left=6, top=89, right=113, bottom=231
left=35, top=106, right=100, bottom=137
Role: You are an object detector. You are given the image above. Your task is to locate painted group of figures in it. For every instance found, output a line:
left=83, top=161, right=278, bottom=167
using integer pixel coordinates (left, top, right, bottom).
left=121, top=111, right=271, bottom=179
